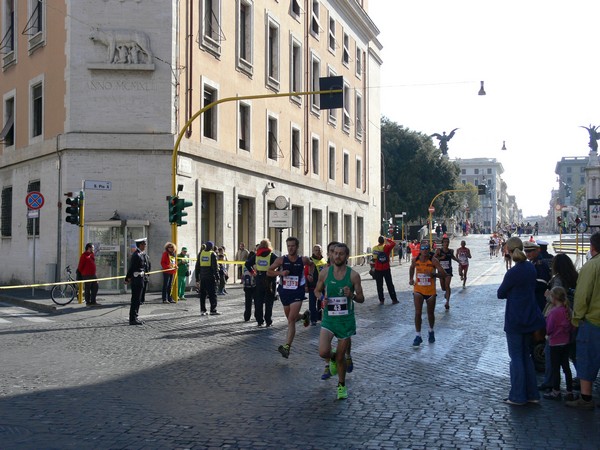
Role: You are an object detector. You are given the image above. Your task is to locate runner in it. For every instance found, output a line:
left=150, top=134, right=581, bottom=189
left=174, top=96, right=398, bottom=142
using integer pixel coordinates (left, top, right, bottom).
left=456, top=240, right=472, bottom=288
left=435, top=236, right=460, bottom=310
left=314, top=243, right=365, bottom=400
left=489, top=235, right=497, bottom=259
left=409, top=241, right=447, bottom=347
left=268, top=237, right=313, bottom=359
left=320, top=241, right=354, bottom=380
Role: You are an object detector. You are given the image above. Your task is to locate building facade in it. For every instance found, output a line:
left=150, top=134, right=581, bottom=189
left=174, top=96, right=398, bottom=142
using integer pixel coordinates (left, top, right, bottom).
left=454, top=157, right=520, bottom=233
left=0, top=0, right=383, bottom=289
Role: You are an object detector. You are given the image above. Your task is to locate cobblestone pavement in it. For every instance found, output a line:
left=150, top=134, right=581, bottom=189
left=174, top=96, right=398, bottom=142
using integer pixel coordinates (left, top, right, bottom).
left=0, top=235, right=598, bottom=449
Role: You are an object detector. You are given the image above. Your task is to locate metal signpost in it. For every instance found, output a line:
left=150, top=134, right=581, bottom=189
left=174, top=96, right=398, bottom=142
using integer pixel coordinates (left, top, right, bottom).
left=26, top=191, right=44, bottom=296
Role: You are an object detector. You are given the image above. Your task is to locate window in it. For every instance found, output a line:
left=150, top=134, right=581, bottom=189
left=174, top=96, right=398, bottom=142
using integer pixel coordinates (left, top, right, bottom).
left=266, top=16, right=280, bottom=90
left=567, top=177, right=572, bottom=183
left=581, top=176, right=585, bottom=184
left=355, top=47, right=362, bottom=78
left=238, top=102, right=250, bottom=151
left=487, top=168, right=492, bottom=174
left=342, top=83, right=351, bottom=132
left=311, top=136, right=319, bottom=175
left=566, top=167, right=572, bottom=173
left=328, top=16, right=336, bottom=52
left=474, top=168, right=479, bottom=174
left=310, top=54, right=320, bottom=112
left=328, top=144, right=335, bottom=180
left=1, top=0, right=15, bottom=58
left=24, top=0, right=45, bottom=51
left=267, top=115, right=278, bottom=161
left=291, top=126, right=301, bottom=168
left=310, top=0, right=320, bottom=37
left=31, top=82, right=43, bottom=138
left=291, top=0, right=301, bottom=18
left=290, top=37, right=302, bottom=99
left=342, top=33, right=350, bottom=65
left=355, top=92, right=363, bottom=139
left=1, top=95, right=14, bottom=146
left=1, top=186, right=11, bottom=237
left=461, top=179, right=466, bottom=185
left=356, top=158, right=362, bottom=189
left=201, top=0, right=223, bottom=55
left=327, top=67, right=336, bottom=125
left=461, top=169, right=466, bottom=175
left=474, top=179, right=478, bottom=186
left=343, top=151, right=349, bottom=185
left=27, top=180, right=40, bottom=236
left=203, top=83, right=218, bottom=140
left=237, top=0, right=253, bottom=74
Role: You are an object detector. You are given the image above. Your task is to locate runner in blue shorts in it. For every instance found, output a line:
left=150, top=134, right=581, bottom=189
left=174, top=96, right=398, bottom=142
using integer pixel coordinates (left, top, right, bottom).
left=268, top=237, right=313, bottom=359
left=314, top=243, right=364, bottom=400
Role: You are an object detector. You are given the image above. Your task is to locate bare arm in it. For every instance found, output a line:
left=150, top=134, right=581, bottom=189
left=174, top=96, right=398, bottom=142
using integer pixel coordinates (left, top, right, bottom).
left=267, top=256, right=284, bottom=277
left=409, top=259, right=416, bottom=285
left=348, top=270, right=364, bottom=303
left=313, top=267, right=329, bottom=300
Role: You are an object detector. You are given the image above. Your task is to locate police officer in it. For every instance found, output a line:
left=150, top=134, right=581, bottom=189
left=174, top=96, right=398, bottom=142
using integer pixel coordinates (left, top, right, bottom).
left=195, top=241, right=220, bottom=315
left=125, top=238, right=151, bottom=325
left=245, top=239, right=277, bottom=327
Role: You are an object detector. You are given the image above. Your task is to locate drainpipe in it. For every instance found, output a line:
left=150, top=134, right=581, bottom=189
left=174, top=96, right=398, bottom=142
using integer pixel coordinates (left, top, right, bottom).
left=184, top=0, right=193, bottom=138
left=303, top=0, right=310, bottom=176
left=55, top=134, right=62, bottom=281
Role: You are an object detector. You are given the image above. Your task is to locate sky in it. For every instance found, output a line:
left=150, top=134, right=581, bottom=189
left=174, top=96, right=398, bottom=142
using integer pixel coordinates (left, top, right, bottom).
left=367, top=0, right=600, bottom=218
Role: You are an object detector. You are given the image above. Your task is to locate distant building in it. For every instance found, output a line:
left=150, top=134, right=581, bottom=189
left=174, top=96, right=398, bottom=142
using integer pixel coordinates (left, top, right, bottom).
left=555, top=156, right=588, bottom=208
left=454, top=157, right=520, bottom=232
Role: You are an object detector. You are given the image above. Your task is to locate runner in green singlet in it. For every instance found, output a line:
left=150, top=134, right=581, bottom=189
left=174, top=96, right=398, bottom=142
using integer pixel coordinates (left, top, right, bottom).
left=314, top=243, right=364, bottom=400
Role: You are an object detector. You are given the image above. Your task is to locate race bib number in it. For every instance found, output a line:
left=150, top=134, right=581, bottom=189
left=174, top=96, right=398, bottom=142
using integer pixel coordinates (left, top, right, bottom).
left=458, top=254, right=468, bottom=264
left=327, top=296, right=349, bottom=316
left=282, top=275, right=299, bottom=290
left=417, top=273, right=431, bottom=286
left=440, top=260, right=450, bottom=270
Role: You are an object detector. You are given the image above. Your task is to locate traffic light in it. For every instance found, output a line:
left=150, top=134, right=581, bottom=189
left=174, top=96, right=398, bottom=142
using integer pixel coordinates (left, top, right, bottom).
left=557, top=216, right=562, bottom=227
left=65, top=195, right=81, bottom=226
left=175, top=198, right=193, bottom=226
left=477, top=184, right=487, bottom=195
left=168, top=196, right=178, bottom=224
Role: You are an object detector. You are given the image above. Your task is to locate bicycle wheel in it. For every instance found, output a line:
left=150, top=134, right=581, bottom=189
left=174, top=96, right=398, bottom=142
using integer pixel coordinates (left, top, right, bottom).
left=51, top=283, right=76, bottom=305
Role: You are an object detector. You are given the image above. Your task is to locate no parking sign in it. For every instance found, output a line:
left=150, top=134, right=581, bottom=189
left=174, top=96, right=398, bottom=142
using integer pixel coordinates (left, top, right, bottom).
left=26, top=191, right=44, bottom=210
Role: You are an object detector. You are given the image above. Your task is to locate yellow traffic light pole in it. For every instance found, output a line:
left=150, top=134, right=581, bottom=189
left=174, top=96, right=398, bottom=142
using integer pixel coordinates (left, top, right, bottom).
left=78, top=190, right=85, bottom=303
left=170, top=88, right=342, bottom=301
left=428, top=187, right=477, bottom=248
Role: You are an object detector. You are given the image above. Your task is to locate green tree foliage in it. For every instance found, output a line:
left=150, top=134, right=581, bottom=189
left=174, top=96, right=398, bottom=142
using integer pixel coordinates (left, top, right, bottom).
left=381, top=117, right=461, bottom=222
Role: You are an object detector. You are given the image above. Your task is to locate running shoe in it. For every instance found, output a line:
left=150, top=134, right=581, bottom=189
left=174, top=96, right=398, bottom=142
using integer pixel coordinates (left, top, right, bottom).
left=302, top=310, right=310, bottom=327
left=346, top=356, right=354, bottom=373
left=329, top=350, right=338, bottom=376
left=412, top=335, right=423, bottom=347
left=321, top=365, right=331, bottom=380
left=428, top=331, right=435, bottom=343
left=337, top=383, right=348, bottom=400
left=278, top=344, right=290, bottom=359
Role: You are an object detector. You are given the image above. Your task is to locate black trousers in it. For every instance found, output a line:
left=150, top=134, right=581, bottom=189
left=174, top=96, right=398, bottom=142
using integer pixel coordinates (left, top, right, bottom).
left=129, top=277, right=146, bottom=322
left=254, top=279, right=274, bottom=325
left=199, top=277, right=217, bottom=312
left=81, top=275, right=99, bottom=304
left=244, top=287, right=255, bottom=321
left=375, top=268, right=398, bottom=302
left=550, top=344, right=573, bottom=392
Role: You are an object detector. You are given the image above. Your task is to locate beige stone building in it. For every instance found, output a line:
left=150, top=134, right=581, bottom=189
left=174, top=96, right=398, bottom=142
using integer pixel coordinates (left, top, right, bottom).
left=0, top=0, right=382, bottom=290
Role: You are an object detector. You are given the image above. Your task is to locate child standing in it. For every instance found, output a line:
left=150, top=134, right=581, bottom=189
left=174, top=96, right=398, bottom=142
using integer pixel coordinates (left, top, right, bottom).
left=543, top=286, right=575, bottom=401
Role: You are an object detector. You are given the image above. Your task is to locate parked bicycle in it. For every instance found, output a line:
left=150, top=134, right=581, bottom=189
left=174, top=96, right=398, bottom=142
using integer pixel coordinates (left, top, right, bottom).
left=51, top=265, right=78, bottom=305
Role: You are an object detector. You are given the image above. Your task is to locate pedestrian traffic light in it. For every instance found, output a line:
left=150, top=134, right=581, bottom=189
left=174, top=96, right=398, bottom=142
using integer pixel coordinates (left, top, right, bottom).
left=557, top=216, right=562, bottom=226
left=477, top=184, right=487, bottom=195
left=65, top=195, right=81, bottom=226
left=168, top=196, right=178, bottom=224
left=175, top=198, right=193, bottom=226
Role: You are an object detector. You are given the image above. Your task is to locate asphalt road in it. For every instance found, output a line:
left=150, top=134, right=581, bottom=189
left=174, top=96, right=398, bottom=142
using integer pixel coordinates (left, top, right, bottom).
left=0, top=234, right=598, bottom=449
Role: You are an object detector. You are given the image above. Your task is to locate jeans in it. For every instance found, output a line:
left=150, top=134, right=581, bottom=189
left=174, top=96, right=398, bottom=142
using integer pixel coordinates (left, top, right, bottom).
left=506, top=332, right=540, bottom=403
left=162, top=273, right=174, bottom=301
left=81, top=275, right=98, bottom=304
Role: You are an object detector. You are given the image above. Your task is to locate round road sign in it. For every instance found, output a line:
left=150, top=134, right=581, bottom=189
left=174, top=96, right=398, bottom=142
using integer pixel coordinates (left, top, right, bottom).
left=26, top=191, right=44, bottom=210
left=428, top=206, right=435, bottom=214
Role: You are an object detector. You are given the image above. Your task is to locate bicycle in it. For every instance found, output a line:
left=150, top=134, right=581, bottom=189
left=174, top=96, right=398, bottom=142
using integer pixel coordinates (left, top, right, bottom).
left=51, top=265, right=78, bottom=305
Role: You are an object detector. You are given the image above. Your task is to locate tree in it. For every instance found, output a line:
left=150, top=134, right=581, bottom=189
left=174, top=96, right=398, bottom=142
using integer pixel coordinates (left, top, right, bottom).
left=381, top=117, right=461, bottom=223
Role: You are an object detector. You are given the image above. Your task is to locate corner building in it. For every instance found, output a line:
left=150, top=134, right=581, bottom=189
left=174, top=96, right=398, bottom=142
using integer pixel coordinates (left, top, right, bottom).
left=0, top=0, right=382, bottom=290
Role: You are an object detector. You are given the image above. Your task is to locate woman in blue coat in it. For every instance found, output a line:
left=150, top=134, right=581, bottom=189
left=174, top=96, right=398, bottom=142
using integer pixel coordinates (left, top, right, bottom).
left=497, top=237, right=546, bottom=405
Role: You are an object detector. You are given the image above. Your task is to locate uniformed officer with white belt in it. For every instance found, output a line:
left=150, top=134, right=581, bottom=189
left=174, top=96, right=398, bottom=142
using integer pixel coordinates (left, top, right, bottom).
left=125, top=238, right=151, bottom=325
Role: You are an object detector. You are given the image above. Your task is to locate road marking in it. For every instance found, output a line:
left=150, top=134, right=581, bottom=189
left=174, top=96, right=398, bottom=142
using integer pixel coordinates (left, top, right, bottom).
left=0, top=306, right=53, bottom=323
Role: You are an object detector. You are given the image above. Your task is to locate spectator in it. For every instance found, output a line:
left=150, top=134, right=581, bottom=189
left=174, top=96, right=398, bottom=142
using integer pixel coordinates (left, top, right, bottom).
left=497, top=237, right=545, bottom=405
left=77, top=243, right=99, bottom=306
left=160, top=242, right=177, bottom=303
